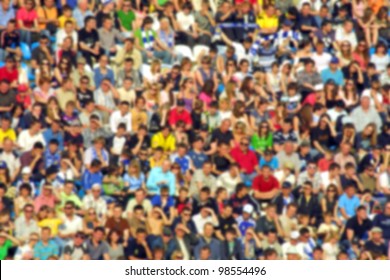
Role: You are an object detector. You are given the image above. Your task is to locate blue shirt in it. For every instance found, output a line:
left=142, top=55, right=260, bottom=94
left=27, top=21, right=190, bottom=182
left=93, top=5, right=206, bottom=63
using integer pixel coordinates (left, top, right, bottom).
left=146, top=167, right=175, bottom=196
left=236, top=216, right=256, bottom=236
left=338, top=194, right=360, bottom=217
left=188, top=150, right=208, bottom=169
left=259, top=157, right=279, bottom=170
left=81, top=170, right=103, bottom=191
left=34, top=240, right=59, bottom=260
left=93, top=68, right=115, bottom=87
left=151, top=195, right=175, bottom=213
left=0, top=6, right=15, bottom=27
left=123, top=173, right=145, bottom=191
left=171, top=154, right=191, bottom=173
left=194, top=237, right=222, bottom=260
left=43, top=129, right=64, bottom=151
left=72, top=8, right=94, bottom=29
left=321, top=68, right=345, bottom=86
left=44, top=149, right=61, bottom=168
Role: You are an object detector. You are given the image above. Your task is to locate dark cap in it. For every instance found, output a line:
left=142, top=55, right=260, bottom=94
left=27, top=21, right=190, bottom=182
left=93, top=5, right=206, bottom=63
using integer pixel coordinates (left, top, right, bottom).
left=264, top=149, right=274, bottom=156
left=46, top=165, right=59, bottom=176
left=162, top=227, right=172, bottom=236
left=177, top=99, right=185, bottom=106
left=282, top=181, right=292, bottom=189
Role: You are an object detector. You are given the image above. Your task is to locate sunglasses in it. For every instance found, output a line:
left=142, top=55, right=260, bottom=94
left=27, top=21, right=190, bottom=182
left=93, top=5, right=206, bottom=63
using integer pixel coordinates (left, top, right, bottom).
left=327, top=189, right=336, bottom=193
left=65, top=207, right=73, bottom=210
left=240, top=143, right=249, bottom=146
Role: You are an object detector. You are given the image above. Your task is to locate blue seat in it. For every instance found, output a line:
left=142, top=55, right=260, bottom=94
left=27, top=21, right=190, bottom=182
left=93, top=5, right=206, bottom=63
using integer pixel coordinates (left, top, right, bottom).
left=30, top=42, right=40, bottom=51
left=20, top=42, right=31, bottom=60
left=0, top=61, right=4, bottom=68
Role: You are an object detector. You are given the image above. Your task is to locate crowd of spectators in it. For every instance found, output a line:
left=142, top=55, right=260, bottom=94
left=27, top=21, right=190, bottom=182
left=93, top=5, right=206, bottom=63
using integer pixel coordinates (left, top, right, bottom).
left=0, top=0, right=389, bottom=260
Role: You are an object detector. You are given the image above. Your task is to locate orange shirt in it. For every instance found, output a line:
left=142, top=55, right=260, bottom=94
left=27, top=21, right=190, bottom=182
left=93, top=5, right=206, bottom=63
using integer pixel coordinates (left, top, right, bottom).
left=368, top=0, right=384, bottom=14
left=37, top=6, right=58, bottom=30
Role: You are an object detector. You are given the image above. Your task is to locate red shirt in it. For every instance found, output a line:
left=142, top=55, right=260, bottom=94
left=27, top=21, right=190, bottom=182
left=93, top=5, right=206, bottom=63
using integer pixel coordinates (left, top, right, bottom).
left=252, top=174, right=280, bottom=192
left=16, top=8, right=38, bottom=28
left=318, top=158, right=334, bottom=172
left=168, top=107, right=192, bottom=126
left=0, top=67, right=18, bottom=83
left=230, top=146, right=258, bottom=174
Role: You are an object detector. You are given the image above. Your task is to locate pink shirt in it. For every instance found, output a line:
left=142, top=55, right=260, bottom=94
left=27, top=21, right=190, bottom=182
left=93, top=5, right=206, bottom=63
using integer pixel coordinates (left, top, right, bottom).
left=16, top=8, right=38, bottom=28
left=34, top=195, right=56, bottom=213
left=199, top=92, right=213, bottom=108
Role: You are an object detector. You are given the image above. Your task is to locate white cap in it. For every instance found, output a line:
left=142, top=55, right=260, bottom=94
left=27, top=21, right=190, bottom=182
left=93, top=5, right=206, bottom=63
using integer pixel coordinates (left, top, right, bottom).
left=243, top=204, right=254, bottom=214
left=290, top=231, right=300, bottom=240
left=22, top=167, right=31, bottom=174
left=91, top=183, right=101, bottom=190
left=314, top=84, right=324, bottom=91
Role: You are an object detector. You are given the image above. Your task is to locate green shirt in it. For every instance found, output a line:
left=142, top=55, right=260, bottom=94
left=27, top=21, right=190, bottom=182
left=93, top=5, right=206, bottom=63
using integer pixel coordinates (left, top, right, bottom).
left=59, top=192, right=83, bottom=211
left=134, top=28, right=156, bottom=49
left=0, top=239, right=12, bottom=260
left=102, top=176, right=124, bottom=196
left=117, top=10, right=136, bottom=31
left=251, top=133, right=273, bottom=152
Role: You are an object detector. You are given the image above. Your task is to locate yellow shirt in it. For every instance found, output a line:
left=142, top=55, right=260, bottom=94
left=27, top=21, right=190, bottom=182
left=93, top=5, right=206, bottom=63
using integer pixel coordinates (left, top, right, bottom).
left=37, top=7, right=58, bottom=30
left=38, top=218, right=63, bottom=236
left=0, top=128, right=16, bottom=143
left=151, top=132, right=176, bottom=152
left=58, top=15, right=76, bottom=29
left=149, top=155, right=166, bottom=169
left=256, top=12, right=279, bottom=30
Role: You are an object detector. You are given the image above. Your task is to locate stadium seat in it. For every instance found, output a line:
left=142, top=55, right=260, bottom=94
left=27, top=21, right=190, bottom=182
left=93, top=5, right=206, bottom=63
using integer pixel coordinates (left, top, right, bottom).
left=20, top=42, right=31, bottom=60
left=174, top=45, right=194, bottom=61
left=193, top=45, right=210, bottom=61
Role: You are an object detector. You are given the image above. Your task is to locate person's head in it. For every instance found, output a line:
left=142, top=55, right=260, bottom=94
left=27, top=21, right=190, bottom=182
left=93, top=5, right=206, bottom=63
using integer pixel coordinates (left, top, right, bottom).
left=375, top=42, right=387, bottom=55
left=64, top=201, right=75, bottom=216
left=92, top=227, right=105, bottom=242
left=41, top=227, right=52, bottom=242
left=343, top=19, right=354, bottom=32
left=340, top=141, right=352, bottom=155
left=265, top=204, right=277, bottom=218
left=23, top=203, right=34, bottom=218
left=203, top=222, right=214, bottom=238
left=306, top=161, right=318, bottom=176
left=62, top=4, right=72, bottom=17
left=344, top=162, right=356, bottom=177
left=0, top=79, right=10, bottom=93
left=312, top=247, right=324, bottom=260
left=25, top=0, right=35, bottom=10
left=79, top=75, right=90, bottom=89
left=64, top=20, right=74, bottom=33
left=102, top=16, right=113, bottom=30
left=202, top=161, right=212, bottom=175
left=302, top=181, right=313, bottom=195
left=74, top=231, right=85, bottom=246
left=199, top=187, right=211, bottom=202
left=135, top=228, right=148, bottom=243
left=85, top=16, right=96, bottom=30
left=142, top=16, right=154, bottom=30
left=356, top=205, right=367, bottom=220
left=286, top=202, right=298, bottom=217
left=337, top=251, right=349, bottom=260
left=239, top=137, right=250, bottom=152
left=199, top=245, right=211, bottom=260
left=32, top=141, right=44, bottom=155
left=161, top=159, right=171, bottom=173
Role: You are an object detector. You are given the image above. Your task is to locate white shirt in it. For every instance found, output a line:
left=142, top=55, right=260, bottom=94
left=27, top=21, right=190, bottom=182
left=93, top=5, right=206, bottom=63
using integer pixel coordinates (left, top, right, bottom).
left=112, top=136, right=126, bottom=155
left=326, top=108, right=347, bottom=122
left=216, top=171, right=242, bottom=195
left=361, top=89, right=383, bottom=107
left=59, top=214, right=83, bottom=236
left=192, top=214, right=218, bottom=235
left=379, top=171, right=389, bottom=191
left=176, top=12, right=195, bottom=31
left=320, top=171, right=338, bottom=190
left=0, top=151, right=20, bottom=176
left=109, top=110, right=132, bottom=133
left=335, top=27, right=357, bottom=48
left=370, top=54, right=390, bottom=73
left=177, top=238, right=190, bottom=260
left=83, top=194, right=107, bottom=218
left=17, top=130, right=46, bottom=152
left=311, top=52, right=332, bottom=72
left=56, top=29, right=78, bottom=48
